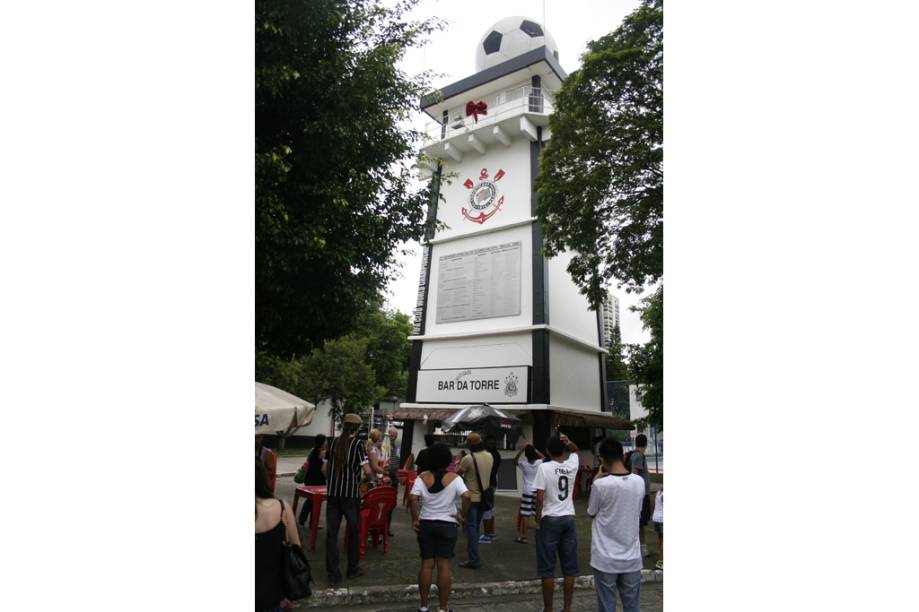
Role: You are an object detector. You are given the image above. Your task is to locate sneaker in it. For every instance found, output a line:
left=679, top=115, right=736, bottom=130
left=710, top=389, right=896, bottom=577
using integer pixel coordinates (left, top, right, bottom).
left=458, top=560, right=481, bottom=569
left=655, top=560, right=663, bottom=571
left=479, top=534, right=493, bottom=543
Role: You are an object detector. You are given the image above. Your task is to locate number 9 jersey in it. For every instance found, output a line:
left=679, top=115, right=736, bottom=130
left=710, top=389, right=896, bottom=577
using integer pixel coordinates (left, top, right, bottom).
left=533, top=452, right=579, bottom=517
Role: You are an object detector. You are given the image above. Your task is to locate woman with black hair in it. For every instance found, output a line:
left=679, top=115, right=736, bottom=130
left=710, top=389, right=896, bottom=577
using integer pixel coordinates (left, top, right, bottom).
left=297, top=434, right=328, bottom=526
left=255, top=459, right=301, bottom=612
left=409, top=443, right=471, bottom=612
left=514, top=443, right=545, bottom=544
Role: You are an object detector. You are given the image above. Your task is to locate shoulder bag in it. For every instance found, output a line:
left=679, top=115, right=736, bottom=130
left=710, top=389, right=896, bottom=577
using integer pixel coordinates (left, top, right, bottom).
left=278, top=500, right=312, bottom=600
left=471, top=452, right=495, bottom=511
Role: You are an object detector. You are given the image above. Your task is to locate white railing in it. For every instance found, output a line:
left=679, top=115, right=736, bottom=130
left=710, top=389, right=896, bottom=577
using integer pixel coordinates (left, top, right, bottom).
left=423, top=85, right=553, bottom=141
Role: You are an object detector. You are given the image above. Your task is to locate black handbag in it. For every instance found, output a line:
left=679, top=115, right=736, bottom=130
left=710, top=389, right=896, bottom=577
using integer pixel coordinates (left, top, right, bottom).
left=471, top=453, right=495, bottom=511
left=279, top=500, right=312, bottom=600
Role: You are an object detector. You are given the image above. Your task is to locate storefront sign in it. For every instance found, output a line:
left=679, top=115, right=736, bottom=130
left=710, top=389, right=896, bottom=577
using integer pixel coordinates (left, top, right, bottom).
left=416, top=366, right=528, bottom=403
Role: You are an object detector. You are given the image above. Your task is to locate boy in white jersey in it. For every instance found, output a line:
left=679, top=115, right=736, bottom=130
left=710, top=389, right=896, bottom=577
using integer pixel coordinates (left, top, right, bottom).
left=533, top=433, right=579, bottom=612
left=587, top=437, right=646, bottom=612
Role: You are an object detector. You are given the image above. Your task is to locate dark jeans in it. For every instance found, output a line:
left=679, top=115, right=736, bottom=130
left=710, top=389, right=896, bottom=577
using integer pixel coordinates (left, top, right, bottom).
left=298, top=499, right=311, bottom=526
left=535, top=515, right=578, bottom=577
left=325, top=496, right=361, bottom=578
left=464, top=501, right=483, bottom=566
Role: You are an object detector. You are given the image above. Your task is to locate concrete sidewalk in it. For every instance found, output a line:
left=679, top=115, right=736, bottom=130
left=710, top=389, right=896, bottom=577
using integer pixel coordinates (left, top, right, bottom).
left=319, top=580, right=663, bottom=611
left=274, top=473, right=663, bottom=598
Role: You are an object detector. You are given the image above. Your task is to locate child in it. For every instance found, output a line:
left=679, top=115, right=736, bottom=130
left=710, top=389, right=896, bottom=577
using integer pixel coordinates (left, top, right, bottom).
left=513, top=444, right=544, bottom=544
left=652, top=488, right=663, bottom=570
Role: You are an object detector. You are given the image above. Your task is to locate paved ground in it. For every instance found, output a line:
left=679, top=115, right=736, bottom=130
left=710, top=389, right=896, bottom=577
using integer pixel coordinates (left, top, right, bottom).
left=274, top=473, right=663, bottom=592
left=330, top=581, right=662, bottom=611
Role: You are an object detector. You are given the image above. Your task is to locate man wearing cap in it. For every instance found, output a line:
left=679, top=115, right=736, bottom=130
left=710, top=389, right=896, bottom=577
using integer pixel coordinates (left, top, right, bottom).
left=322, top=413, right=374, bottom=583
left=455, top=432, right=493, bottom=569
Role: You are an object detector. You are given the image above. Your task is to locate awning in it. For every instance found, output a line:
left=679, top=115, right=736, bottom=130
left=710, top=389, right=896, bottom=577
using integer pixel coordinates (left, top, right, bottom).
left=389, top=405, right=632, bottom=430
left=390, top=407, right=464, bottom=422
left=552, top=411, right=634, bottom=431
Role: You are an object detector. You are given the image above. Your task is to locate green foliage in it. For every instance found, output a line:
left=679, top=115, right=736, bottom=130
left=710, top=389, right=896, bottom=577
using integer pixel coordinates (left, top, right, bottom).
left=256, top=0, right=443, bottom=358
left=300, top=335, right=382, bottom=425
left=354, top=308, right=413, bottom=399
left=535, top=0, right=662, bottom=309
left=606, top=324, right=630, bottom=381
left=256, top=305, right=413, bottom=426
left=628, top=286, right=663, bottom=431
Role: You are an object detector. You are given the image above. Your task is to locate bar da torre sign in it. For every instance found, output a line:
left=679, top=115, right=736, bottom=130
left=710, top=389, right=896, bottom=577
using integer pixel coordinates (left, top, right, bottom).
left=417, top=366, right=529, bottom=403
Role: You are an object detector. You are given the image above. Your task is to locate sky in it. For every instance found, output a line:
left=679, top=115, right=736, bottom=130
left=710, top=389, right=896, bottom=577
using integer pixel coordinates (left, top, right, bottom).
left=382, top=0, right=653, bottom=345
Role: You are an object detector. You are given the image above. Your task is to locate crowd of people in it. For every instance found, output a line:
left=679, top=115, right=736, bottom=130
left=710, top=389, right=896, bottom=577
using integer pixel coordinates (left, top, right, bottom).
left=255, top=420, right=662, bottom=612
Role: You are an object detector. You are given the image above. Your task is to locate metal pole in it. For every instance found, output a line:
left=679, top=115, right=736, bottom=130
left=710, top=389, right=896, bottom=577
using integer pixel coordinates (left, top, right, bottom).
left=653, top=425, right=659, bottom=473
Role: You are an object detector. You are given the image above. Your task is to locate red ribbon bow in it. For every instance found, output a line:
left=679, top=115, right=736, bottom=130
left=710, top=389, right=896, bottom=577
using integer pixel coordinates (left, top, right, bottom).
left=465, top=100, right=488, bottom=123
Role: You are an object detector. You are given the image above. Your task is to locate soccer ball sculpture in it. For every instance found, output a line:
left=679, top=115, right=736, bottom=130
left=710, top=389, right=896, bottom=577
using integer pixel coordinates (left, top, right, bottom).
left=474, top=16, right=559, bottom=72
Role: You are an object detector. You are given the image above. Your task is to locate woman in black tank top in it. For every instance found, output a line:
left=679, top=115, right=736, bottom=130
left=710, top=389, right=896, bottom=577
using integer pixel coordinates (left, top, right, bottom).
left=255, top=459, right=301, bottom=611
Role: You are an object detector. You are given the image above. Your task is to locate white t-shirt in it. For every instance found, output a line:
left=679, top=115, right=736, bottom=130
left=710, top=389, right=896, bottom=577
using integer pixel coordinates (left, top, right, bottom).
left=410, top=474, right=468, bottom=523
left=533, top=454, right=579, bottom=517
left=587, top=473, right=645, bottom=573
left=517, top=458, right=543, bottom=494
left=652, top=490, right=663, bottom=523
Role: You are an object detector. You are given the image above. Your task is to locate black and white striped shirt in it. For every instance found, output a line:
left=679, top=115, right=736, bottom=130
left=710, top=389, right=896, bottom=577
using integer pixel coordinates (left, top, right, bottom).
left=326, top=435, right=368, bottom=499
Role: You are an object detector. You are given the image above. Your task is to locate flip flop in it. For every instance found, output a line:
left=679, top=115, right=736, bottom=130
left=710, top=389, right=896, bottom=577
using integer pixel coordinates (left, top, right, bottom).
left=514, top=536, right=527, bottom=544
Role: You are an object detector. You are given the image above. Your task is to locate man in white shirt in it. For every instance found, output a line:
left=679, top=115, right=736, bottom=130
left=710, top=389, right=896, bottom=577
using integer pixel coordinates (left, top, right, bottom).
left=587, top=438, right=646, bottom=612
left=534, top=433, right=580, bottom=612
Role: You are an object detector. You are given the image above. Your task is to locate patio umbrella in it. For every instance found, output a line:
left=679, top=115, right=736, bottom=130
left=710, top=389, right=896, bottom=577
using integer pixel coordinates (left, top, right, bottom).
left=255, top=382, right=315, bottom=435
left=440, top=403, right=521, bottom=436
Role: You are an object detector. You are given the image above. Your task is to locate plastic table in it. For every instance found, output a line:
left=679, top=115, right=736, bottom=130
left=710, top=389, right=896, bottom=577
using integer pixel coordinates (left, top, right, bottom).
left=292, top=485, right=327, bottom=551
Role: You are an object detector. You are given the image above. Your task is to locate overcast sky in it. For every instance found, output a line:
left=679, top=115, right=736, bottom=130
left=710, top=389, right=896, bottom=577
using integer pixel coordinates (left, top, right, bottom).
left=382, top=0, right=653, bottom=345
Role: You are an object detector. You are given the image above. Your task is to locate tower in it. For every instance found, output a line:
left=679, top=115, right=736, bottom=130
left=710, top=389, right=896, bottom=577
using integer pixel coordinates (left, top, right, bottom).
left=395, top=18, right=629, bottom=487
left=600, top=293, right=621, bottom=351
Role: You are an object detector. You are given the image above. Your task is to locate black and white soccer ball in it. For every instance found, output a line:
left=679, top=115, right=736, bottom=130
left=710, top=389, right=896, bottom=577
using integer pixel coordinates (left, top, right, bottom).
left=474, top=16, right=559, bottom=72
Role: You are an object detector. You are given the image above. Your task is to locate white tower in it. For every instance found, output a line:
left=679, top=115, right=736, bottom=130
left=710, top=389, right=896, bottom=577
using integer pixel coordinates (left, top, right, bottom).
left=397, top=18, right=628, bottom=490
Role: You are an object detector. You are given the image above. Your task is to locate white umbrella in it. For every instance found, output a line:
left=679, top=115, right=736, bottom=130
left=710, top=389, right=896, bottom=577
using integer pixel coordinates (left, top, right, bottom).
left=255, top=382, right=315, bottom=435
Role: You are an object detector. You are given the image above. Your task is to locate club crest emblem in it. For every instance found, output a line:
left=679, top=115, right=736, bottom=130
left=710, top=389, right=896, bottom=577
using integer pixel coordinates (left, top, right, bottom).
left=462, top=167, right=506, bottom=224
left=504, top=372, right=519, bottom=398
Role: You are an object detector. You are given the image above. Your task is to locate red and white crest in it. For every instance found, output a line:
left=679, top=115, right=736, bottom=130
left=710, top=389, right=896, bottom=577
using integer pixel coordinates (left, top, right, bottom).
left=462, top=167, right=506, bottom=224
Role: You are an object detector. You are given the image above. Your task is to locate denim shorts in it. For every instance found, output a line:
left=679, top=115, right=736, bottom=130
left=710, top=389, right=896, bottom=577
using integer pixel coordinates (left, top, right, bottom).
left=417, top=520, right=459, bottom=560
left=536, top=515, right=578, bottom=577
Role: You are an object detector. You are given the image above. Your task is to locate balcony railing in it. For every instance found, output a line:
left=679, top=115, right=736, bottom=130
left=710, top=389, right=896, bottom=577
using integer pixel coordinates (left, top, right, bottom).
left=423, top=85, right=553, bottom=141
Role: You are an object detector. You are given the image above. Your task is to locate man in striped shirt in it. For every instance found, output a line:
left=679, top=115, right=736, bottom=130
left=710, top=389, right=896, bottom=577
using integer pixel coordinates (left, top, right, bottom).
left=322, top=413, right=373, bottom=584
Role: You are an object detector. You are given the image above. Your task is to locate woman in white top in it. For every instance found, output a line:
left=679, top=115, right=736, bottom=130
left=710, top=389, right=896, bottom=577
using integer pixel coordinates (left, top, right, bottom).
left=409, top=443, right=471, bottom=612
left=513, top=444, right=545, bottom=544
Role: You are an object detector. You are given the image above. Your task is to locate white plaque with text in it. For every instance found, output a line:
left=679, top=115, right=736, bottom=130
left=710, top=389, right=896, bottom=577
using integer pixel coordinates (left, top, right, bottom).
left=435, top=241, right=521, bottom=323
left=416, top=366, right=528, bottom=403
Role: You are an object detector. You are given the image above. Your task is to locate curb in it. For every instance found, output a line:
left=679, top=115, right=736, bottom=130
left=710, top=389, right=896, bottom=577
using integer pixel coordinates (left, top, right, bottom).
left=293, top=570, right=662, bottom=609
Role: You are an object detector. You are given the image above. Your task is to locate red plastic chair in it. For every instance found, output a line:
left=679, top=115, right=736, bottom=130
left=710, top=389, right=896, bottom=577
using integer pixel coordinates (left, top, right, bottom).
left=344, top=486, right=398, bottom=558
left=401, top=471, right=418, bottom=508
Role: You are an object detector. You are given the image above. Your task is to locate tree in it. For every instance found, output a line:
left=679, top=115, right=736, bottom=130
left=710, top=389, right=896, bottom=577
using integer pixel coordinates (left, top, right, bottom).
left=255, top=304, right=415, bottom=429
left=605, top=324, right=630, bottom=381
left=355, top=307, right=413, bottom=400
left=535, top=0, right=662, bottom=308
left=300, top=335, right=382, bottom=427
left=628, top=286, right=662, bottom=431
left=256, top=0, right=442, bottom=358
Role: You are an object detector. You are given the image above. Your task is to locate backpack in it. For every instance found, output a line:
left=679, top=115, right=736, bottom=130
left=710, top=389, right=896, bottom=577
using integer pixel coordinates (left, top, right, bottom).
left=624, top=451, right=633, bottom=472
